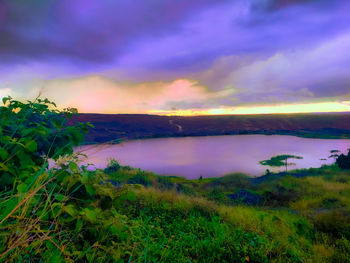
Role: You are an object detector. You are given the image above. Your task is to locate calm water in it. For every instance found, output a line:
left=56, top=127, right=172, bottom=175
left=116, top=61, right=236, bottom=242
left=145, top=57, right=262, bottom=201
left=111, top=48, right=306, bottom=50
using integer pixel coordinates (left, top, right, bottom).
left=77, top=135, right=350, bottom=179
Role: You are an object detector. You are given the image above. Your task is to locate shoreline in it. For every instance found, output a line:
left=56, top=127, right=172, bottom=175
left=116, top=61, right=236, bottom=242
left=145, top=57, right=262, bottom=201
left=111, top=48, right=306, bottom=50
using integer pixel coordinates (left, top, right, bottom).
left=76, top=134, right=348, bottom=179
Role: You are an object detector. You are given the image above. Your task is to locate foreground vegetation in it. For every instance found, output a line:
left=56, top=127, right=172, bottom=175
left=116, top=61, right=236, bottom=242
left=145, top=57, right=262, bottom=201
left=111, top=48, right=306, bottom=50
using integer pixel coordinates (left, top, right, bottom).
left=1, top=97, right=350, bottom=262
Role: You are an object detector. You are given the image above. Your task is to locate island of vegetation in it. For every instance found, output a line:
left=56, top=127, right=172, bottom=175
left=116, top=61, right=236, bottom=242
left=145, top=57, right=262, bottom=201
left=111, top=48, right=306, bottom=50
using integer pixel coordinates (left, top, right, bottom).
left=1, top=97, right=350, bottom=262
left=260, top=155, right=303, bottom=172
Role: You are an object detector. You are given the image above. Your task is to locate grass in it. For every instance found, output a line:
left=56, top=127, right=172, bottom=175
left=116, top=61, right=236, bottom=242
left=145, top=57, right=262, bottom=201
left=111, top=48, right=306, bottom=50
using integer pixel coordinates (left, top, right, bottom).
left=93, top=161, right=350, bottom=262
left=1, top=156, right=350, bottom=263
left=1, top=159, right=350, bottom=262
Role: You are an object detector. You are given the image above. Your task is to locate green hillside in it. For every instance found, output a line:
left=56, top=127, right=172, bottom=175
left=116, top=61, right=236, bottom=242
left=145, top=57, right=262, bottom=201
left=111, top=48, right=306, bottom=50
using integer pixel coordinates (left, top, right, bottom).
left=1, top=97, right=350, bottom=262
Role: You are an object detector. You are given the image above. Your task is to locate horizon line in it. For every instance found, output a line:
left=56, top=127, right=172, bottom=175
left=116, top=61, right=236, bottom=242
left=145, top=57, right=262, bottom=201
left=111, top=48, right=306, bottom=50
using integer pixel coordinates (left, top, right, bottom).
left=76, top=101, right=350, bottom=116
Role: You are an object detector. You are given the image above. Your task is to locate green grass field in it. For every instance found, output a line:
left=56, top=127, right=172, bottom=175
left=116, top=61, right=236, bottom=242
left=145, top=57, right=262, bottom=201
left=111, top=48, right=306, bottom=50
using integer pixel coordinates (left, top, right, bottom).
left=3, top=160, right=350, bottom=262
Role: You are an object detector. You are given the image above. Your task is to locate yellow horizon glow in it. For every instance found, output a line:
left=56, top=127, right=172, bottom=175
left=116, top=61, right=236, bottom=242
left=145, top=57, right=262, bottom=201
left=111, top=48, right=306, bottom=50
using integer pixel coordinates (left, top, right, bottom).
left=147, top=101, right=350, bottom=116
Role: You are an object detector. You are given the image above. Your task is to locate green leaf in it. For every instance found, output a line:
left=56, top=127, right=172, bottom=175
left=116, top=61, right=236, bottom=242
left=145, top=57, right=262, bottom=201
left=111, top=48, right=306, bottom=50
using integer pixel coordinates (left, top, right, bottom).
left=126, top=191, right=136, bottom=202
left=17, top=183, right=28, bottom=193
left=69, top=162, right=80, bottom=173
left=0, top=197, right=18, bottom=221
left=63, top=204, right=78, bottom=217
left=75, top=219, right=83, bottom=233
left=24, top=140, right=37, bottom=152
left=85, top=184, right=96, bottom=196
left=82, top=208, right=99, bottom=223
left=52, top=203, right=62, bottom=216
left=81, top=173, right=89, bottom=184
left=0, top=163, right=9, bottom=171
left=0, top=147, right=8, bottom=161
left=2, top=96, right=10, bottom=105
left=0, top=172, right=14, bottom=185
left=46, top=248, right=64, bottom=263
left=54, top=193, right=66, bottom=202
left=109, top=224, right=122, bottom=236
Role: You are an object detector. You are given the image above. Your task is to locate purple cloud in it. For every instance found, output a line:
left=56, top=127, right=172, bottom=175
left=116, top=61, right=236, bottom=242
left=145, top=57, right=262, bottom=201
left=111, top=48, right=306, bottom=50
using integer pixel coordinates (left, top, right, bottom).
left=0, top=0, right=223, bottom=64
left=0, top=0, right=349, bottom=111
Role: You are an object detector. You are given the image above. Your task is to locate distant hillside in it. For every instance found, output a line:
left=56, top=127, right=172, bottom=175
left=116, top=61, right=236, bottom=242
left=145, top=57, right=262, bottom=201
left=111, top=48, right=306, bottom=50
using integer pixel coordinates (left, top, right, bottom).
left=70, top=113, right=350, bottom=143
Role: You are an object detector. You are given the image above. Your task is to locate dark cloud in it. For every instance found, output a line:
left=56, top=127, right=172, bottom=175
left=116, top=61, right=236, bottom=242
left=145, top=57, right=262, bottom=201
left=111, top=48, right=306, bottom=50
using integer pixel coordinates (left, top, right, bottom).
left=251, top=0, right=327, bottom=12
left=308, top=78, right=350, bottom=98
left=0, top=0, right=348, bottom=72
left=112, top=0, right=349, bottom=76
left=0, top=0, right=225, bottom=64
left=1, top=0, right=350, bottom=110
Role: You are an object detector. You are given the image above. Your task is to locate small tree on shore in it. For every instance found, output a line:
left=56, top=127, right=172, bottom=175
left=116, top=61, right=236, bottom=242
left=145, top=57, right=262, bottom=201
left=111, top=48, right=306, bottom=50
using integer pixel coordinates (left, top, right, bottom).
left=336, top=150, right=350, bottom=170
left=329, top=150, right=340, bottom=162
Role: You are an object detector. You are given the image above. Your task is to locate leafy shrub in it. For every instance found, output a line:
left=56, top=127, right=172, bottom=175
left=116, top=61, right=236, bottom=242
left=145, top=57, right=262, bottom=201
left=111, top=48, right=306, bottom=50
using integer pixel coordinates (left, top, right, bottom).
left=206, top=173, right=252, bottom=191
left=332, top=237, right=350, bottom=263
left=0, top=97, right=94, bottom=261
left=104, top=158, right=121, bottom=174
left=261, top=185, right=298, bottom=206
left=227, top=189, right=261, bottom=205
left=0, top=96, right=91, bottom=191
left=208, top=189, right=226, bottom=202
left=156, top=176, right=174, bottom=190
left=336, top=150, right=350, bottom=169
left=127, top=172, right=151, bottom=186
left=321, top=198, right=344, bottom=209
left=314, top=210, right=350, bottom=239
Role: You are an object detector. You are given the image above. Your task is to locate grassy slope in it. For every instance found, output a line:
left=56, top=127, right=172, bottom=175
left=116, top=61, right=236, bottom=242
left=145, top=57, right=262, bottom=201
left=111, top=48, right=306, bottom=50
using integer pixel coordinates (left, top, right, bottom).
left=2, top=162, right=350, bottom=262
left=70, top=113, right=350, bottom=143
left=99, top=164, right=350, bottom=262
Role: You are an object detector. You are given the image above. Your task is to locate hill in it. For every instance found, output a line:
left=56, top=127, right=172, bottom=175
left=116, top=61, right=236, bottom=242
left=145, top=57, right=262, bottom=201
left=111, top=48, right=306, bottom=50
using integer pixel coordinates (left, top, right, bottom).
left=70, top=112, right=350, bottom=143
left=2, top=98, right=350, bottom=262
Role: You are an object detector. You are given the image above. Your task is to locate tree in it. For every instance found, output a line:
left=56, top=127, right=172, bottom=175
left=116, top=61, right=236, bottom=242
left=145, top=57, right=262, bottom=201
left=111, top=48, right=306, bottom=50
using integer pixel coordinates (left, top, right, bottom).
left=260, top=154, right=303, bottom=172
left=329, top=150, right=340, bottom=162
left=336, top=150, right=350, bottom=170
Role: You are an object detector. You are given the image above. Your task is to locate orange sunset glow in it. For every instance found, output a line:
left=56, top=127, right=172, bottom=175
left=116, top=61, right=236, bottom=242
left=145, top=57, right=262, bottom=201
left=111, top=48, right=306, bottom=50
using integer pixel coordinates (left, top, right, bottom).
left=148, top=101, right=350, bottom=116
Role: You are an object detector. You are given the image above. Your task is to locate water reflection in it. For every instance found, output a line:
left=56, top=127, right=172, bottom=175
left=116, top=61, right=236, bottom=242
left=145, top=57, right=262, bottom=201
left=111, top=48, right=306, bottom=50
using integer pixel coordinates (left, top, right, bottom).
left=76, top=135, right=350, bottom=179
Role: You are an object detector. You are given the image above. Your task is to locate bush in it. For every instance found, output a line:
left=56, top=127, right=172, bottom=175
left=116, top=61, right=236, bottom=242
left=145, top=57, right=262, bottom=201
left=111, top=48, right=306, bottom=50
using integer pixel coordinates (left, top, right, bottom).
left=206, top=173, right=252, bottom=191
left=0, top=96, right=91, bottom=191
left=0, top=97, right=95, bottom=261
left=336, top=150, right=350, bottom=170
left=333, top=237, right=350, bottom=263
left=156, top=176, right=174, bottom=190
left=314, top=210, right=350, bottom=239
left=127, top=172, right=151, bottom=186
left=104, top=158, right=121, bottom=174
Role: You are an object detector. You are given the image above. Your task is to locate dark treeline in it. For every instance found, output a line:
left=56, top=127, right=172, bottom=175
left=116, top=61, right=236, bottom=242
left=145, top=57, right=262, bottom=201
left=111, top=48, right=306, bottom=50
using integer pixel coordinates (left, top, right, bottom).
left=70, top=113, right=350, bottom=143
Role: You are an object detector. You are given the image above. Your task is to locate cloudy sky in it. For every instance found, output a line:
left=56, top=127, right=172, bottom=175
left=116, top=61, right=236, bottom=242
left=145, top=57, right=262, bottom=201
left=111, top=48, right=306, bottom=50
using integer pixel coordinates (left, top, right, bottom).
left=0, top=0, right=349, bottom=114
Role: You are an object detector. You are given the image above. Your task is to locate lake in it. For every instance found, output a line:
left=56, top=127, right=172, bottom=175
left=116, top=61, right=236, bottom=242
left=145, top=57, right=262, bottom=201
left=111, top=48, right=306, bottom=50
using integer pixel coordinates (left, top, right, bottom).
left=76, top=135, right=350, bottom=179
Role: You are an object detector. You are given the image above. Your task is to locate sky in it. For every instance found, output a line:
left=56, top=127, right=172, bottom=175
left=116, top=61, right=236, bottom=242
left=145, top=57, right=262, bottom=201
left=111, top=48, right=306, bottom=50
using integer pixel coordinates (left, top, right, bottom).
left=0, top=0, right=349, bottom=115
